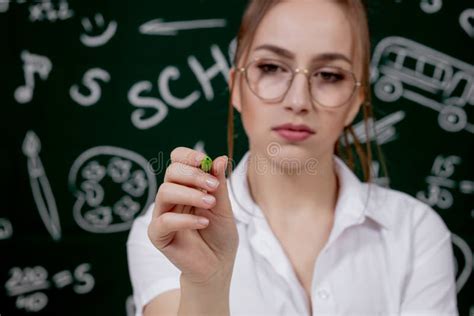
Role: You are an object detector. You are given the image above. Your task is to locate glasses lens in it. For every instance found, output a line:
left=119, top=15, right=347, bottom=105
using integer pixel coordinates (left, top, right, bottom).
left=311, top=68, right=356, bottom=107
left=246, top=59, right=292, bottom=101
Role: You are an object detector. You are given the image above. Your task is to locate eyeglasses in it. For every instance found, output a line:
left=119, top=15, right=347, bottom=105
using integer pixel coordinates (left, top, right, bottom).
left=237, top=57, right=362, bottom=108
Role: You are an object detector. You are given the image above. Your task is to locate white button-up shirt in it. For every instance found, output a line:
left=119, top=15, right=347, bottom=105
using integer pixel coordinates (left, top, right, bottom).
left=127, top=150, right=458, bottom=316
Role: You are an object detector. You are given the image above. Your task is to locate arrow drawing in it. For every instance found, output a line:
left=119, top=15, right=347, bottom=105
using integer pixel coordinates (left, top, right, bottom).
left=139, top=18, right=226, bottom=36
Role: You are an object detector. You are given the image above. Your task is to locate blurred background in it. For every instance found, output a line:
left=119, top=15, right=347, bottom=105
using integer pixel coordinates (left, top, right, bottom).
left=1, top=0, right=472, bottom=315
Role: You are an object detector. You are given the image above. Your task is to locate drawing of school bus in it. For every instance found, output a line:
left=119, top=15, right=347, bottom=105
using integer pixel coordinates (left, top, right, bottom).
left=370, top=36, right=474, bottom=134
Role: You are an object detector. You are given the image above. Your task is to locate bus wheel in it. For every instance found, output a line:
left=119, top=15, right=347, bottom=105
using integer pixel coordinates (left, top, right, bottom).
left=438, top=105, right=467, bottom=132
left=374, top=76, right=403, bottom=102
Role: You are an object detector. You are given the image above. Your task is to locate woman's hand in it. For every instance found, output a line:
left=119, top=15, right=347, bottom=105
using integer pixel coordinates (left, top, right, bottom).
left=147, top=147, right=239, bottom=286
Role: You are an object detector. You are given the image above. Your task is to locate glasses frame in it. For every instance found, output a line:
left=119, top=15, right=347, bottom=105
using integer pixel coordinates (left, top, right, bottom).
left=237, top=57, right=363, bottom=108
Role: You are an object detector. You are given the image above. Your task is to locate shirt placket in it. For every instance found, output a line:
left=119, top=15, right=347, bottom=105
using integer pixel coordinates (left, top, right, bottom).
left=248, top=215, right=312, bottom=316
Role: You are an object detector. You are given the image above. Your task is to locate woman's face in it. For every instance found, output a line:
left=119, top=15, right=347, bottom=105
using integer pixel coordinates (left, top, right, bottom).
left=230, top=0, right=364, bottom=165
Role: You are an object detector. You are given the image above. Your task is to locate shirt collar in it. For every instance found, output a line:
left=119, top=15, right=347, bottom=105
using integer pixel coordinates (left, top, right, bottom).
left=332, top=155, right=391, bottom=231
left=227, top=150, right=390, bottom=230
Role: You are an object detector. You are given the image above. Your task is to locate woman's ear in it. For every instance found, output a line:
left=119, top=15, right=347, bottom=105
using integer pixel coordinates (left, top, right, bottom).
left=343, top=86, right=365, bottom=127
left=229, top=67, right=242, bottom=113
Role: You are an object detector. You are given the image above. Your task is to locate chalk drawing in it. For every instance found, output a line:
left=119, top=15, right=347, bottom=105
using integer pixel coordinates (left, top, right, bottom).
left=193, top=140, right=206, bottom=155
left=188, top=45, right=230, bottom=100
left=420, top=0, right=442, bottom=14
left=125, top=295, right=135, bottom=316
left=158, top=66, right=201, bottom=109
left=80, top=180, right=104, bottom=207
left=73, top=263, right=95, bottom=294
left=22, top=131, right=61, bottom=241
left=416, top=155, right=472, bottom=209
left=459, top=8, right=474, bottom=38
left=28, top=0, right=73, bottom=22
left=16, top=292, right=48, bottom=312
left=139, top=18, right=226, bottom=36
left=68, top=146, right=157, bottom=233
left=451, top=233, right=472, bottom=293
left=459, top=180, right=474, bottom=195
left=0, top=218, right=13, bottom=240
left=6, top=263, right=95, bottom=312
left=113, top=196, right=140, bottom=222
left=128, top=43, right=231, bottom=129
left=107, top=157, right=132, bottom=183
left=80, top=13, right=117, bottom=47
left=0, top=1, right=9, bottom=13
left=228, top=37, right=237, bottom=66
left=81, top=160, right=106, bottom=182
left=370, top=160, right=390, bottom=188
left=128, top=81, right=169, bottom=129
left=340, top=110, right=405, bottom=146
left=14, top=50, right=52, bottom=104
left=69, top=68, right=110, bottom=106
left=122, top=170, right=148, bottom=198
left=371, top=36, right=474, bottom=134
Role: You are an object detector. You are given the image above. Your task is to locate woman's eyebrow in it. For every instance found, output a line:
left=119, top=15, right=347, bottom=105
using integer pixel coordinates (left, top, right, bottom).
left=254, top=44, right=353, bottom=65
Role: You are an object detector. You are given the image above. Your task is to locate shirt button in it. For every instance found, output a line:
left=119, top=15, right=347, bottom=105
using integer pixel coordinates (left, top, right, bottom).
left=317, top=288, right=330, bottom=300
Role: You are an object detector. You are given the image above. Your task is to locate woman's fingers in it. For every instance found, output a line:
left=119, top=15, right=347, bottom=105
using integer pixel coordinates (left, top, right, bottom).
left=170, top=146, right=207, bottom=168
left=164, top=162, right=220, bottom=193
left=154, top=182, right=216, bottom=217
left=208, top=155, right=234, bottom=219
left=148, top=212, right=209, bottom=250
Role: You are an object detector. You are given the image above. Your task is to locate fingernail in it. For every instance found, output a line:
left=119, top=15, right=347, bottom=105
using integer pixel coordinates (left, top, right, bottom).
left=222, top=156, right=228, bottom=170
left=202, top=195, right=215, bottom=205
left=197, top=217, right=209, bottom=226
left=206, top=178, right=219, bottom=188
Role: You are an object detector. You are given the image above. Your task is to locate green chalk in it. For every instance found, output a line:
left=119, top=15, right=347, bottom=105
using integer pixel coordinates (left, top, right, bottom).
left=200, top=155, right=213, bottom=173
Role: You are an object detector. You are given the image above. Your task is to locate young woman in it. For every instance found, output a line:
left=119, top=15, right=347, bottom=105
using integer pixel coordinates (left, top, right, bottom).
left=127, top=1, right=458, bottom=315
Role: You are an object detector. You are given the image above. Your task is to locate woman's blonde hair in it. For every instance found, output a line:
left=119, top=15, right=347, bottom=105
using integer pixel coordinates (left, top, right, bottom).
left=226, top=0, right=388, bottom=183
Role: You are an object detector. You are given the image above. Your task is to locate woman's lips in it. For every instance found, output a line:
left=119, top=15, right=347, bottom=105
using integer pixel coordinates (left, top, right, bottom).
left=273, top=128, right=314, bottom=141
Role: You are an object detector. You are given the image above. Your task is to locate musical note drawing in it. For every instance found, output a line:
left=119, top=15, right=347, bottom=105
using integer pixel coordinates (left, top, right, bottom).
left=68, top=146, right=157, bottom=233
left=14, top=50, right=53, bottom=104
left=459, top=8, right=474, bottom=38
left=139, top=18, right=226, bottom=36
left=22, top=131, right=61, bottom=241
left=371, top=36, right=474, bottom=134
left=80, top=13, right=117, bottom=47
left=28, top=0, right=74, bottom=22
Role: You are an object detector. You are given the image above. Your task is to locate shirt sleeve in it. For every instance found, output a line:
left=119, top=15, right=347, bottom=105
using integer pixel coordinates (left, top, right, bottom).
left=126, top=202, right=181, bottom=316
left=400, top=204, right=459, bottom=316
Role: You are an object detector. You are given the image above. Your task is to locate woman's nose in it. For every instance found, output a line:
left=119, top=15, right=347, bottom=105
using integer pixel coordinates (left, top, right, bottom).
left=283, top=71, right=312, bottom=113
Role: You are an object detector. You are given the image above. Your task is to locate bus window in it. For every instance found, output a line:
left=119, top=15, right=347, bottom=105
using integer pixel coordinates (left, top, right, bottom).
left=386, top=50, right=398, bottom=63
left=403, top=54, right=418, bottom=72
left=423, top=62, right=436, bottom=78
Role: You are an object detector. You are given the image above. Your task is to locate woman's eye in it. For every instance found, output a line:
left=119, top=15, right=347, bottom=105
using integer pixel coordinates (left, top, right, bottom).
left=316, top=71, right=344, bottom=82
left=258, top=63, right=282, bottom=74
